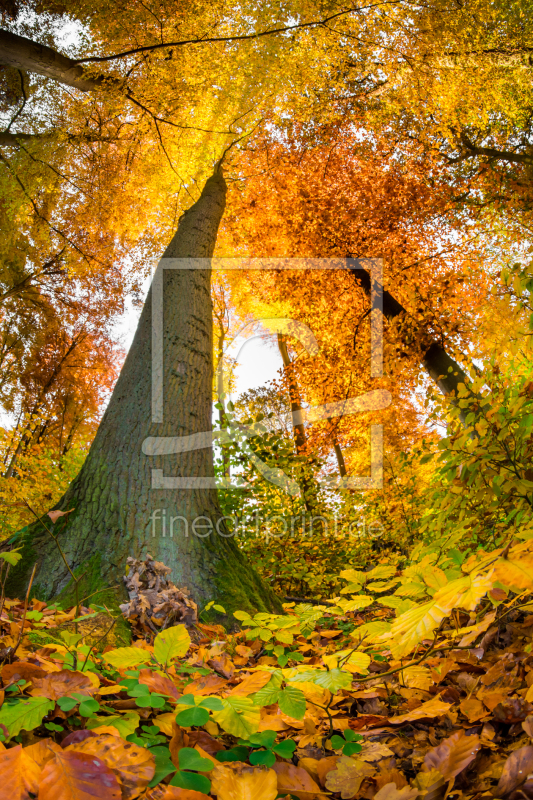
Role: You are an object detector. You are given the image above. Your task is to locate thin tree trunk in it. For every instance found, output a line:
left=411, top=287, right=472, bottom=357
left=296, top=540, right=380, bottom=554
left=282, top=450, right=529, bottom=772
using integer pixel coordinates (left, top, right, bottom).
left=216, top=330, right=230, bottom=478
left=5, top=165, right=280, bottom=614
left=277, top=333, right=325, bottom=516
left=347, top=263, right=469, bottom=396
left=0, top=29, right=117, bottom=92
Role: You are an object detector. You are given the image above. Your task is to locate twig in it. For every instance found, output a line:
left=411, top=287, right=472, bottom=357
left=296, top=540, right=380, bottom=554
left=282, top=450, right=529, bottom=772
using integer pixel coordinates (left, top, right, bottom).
left=10, top=563, right=37, bottom=660
left=80, top=616, right=118, bottom=672
left=22, top=498, right=81, bottom=633
left=0, top=562, right=11, bottom=625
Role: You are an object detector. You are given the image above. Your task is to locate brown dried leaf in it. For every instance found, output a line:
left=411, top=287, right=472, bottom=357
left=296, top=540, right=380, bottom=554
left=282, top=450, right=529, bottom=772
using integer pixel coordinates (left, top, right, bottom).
left=47, top=509, right=73, bottom=524
left=389, top=697, right=451, bottom=725
left=25, top=737, right=62, bottom=768
left=66, top=733, right=155, bottom=799
left=412, top=769, right=446, bottom=800
left=144, top=787, right=211, bottom=799
left=138, top=669, right=180, bottom=701
left=31, top=669, right=95, bottom=700
left=316, top=755, right=340, bottom=787
left=38, top=749, right=121, bottom=800
left=423, top=730, right=480, bottom=779
left=187, top=673, right=228, bottom=695
left=375, top=768, right=409, bottom=790
left=493, top=698, right=533, bottom=724
left=359, top=742, right=394, bottom=762
left=495, top=745, right=533, bottom=797
left=459, top=697, right=487, bottom=723
left=374, top=783, right=420, bottom=800
left=273, top=761, right=326, bottom=799
left=1, top=661, right=47, bottom=686
left=0, top=743, right=41, bottom=800
left=210, top=762, right=278, bottom=800
left=228, top=671, right=272, bottom=696
left=325, top=756, right=375, bottom=800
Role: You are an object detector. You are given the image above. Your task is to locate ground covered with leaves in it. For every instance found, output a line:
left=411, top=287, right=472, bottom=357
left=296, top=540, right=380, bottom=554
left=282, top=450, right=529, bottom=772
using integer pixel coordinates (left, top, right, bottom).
left=2, top=545, right=533, bottom=800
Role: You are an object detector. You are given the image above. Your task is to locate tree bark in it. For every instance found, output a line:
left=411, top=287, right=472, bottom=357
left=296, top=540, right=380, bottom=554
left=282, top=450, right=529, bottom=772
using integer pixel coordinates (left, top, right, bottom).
left=0, top=29, right=120, bottom=92
left=5, top=165, right=280, bottom=615
left=347, top=262, right=469, bottom=396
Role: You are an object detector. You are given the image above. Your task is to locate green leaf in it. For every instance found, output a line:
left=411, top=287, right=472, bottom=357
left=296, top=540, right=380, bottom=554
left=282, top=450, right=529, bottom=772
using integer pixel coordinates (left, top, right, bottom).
left=216, top=746, right=249, bottom=762
left=178, top=747, right=214, bottom=772
left=154, top=625, right=191, bottom=666
left=87, top=711, right=140, bottom=738
left=176, top=706, right=210, bottom=727
left=103, top=647, right=152, bottom=668
left=57, top=697, right=78, bottom=712
left=248, top=730, right=277, bottom=749
left=0, top=549, right=22, bottom=566
left=249, top=749, right=276, bottom=767
left=79, top=698, right=100, bottom=716
left=233, top=610, right=253, bottom=622
left=278, top=686, right=306, bottom=720
left=212, top=696, right=261, bottom=738
left=199, top=696, right=225, bottom=711
left=0, top=697, right=54, bottom=738
left=330, top=735, right=345, bottom=749
left=251, top=671, right=283, bottom=707
left=273, top=739, right=297, bottom=758
left=135, top=694, right=166, bottom=709
left=344, top=730, right=363, bottom=743
left=147, top=746, right=176, bottom=787
left=213, top=604, right=226, bottom=613
left=343, top=742, right=363, bottom=756
left=313, top=669, right=352, bottom=693
left=170, top=771, right=211, bottom=793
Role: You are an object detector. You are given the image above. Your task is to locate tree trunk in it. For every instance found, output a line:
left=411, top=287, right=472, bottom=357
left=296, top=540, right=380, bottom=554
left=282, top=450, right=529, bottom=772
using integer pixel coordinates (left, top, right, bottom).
left=5, top=165, right=280, bottom=615
left=347, top=262, right=469, bottom=396
left=0, top=29, right=119, bottom=92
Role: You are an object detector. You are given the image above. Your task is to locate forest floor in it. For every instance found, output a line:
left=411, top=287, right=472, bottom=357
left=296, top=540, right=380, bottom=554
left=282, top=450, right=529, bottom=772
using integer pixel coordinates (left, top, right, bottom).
left=0, top=558, right=532, bottom=800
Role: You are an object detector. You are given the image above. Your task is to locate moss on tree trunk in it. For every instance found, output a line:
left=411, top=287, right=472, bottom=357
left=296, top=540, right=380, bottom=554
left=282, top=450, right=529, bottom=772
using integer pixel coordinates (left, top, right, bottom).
left=5, top=165, right=281, bottom=616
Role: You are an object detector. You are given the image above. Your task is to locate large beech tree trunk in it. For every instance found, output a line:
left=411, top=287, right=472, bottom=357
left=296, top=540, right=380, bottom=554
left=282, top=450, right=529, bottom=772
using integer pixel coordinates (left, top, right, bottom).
left=6, top=166, right=280, bottom=614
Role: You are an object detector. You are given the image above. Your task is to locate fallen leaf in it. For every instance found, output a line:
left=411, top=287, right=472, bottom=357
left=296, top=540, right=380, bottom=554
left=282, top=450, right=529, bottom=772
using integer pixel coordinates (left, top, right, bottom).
left=144, top=786, right=211, bottom=799
left=375, top=769, right=409, bottom=790
left=412, top=769, right=445, bottom=800
left=493, top=698, right=533, bottom=723
left=138, top=669, right=180, bottom=701
left=423, top=730, right=480, bottom=779
left=210, top=761, right=278, bottom=800
left=299, top=756, right=320, bottom=783
left=0, top=743, right=41, bottom=799
left=316, top=755, right=339, bottom=787
left=325, top=756, right=375, bottom=799
left=187, top=674, right=228, bottom=695
left=374, top=783, right=420, bottom=800
left=208, top=653, right=235, bottom=679
left=66, top=733, right=155, bottom=799
left=495, top=745, right=533, bottom=797
left=25, top=738, right=62, bottom=768
left=155, top=712, right=176, bottom=736
left=389, top=696, right=451, bottom=724
left=273, top=761, right=326, bottom=799
left=359, top=742, right=394, bottom=762
left=228, top=671, right=272, bottom=696
left=1, top=661, right=46, bottom=686
left=31, top=669, right=95, bottom=700
left=170, top=723, right=189, bottom=768
left=38, top=749, right=121, bottom=800
left=459, top=697, right=487, bottom=722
